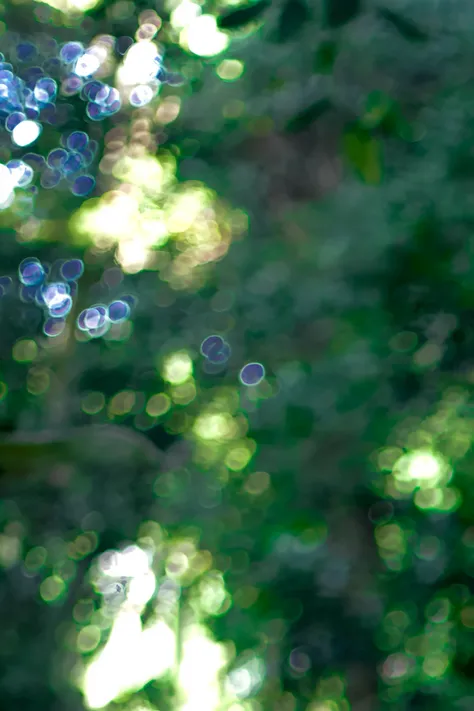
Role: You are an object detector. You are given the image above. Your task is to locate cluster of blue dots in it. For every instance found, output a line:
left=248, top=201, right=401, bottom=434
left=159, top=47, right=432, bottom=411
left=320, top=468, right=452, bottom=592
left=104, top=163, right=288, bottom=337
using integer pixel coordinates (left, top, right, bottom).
left=0, top=36, right=182, bottom=209
left=9, top=257, right=134, bottom=339
left=0, top=54, right=49, bottom=144
left=200, top=335, right=265, bottom=386
left=23, top=131, right=97, bottom=197
left=77, top=296, right=133, bottom=339
left=59, top=42, right=122, bottom=120
left=17, top=257, right=83, bottom=337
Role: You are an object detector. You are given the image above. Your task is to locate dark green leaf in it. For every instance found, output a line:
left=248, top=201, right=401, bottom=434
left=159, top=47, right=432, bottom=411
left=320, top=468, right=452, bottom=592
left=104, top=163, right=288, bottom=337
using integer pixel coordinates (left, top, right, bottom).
left=217, top=0, right=270, bottom=29
left=343, top=126, right=383, bottom=184
left=313, top=40, right=338, bottom=73
left=323, top=0, right=360, bottom=28
left=377, top=7, right=428, bottom=41
left=361, top=91, right=394, bottom=129
left=285, top=98, right=332, bottom=133
left=286, top=406, right=314, bottom=438
left=275, top=0, right=310, bottom=42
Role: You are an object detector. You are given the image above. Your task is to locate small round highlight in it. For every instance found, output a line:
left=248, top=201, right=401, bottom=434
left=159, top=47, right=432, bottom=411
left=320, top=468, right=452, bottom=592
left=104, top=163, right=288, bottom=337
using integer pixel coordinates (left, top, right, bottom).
left=71, top=174, right=95, bottom=197
left=211, top=341, right=231, bottom=364
left=200, top=335, right=231, bottom=364
left=40, top=169, right=61, bottom=189
left=60, top=259, right=84, bottom=282
left=47, top=148, right=68, bottom=170
left=67, top=131, right=88, bottom=152
left=62, top=74, right=84, bottom=96
left=41, top=282, right=70, bottom=310
left=239, top=362, right=265, bottom=386
left=16, top=42, right=37, bottom=62
left=33, top=77, right=57, bottom=104
left=129, top=85, right=154, bottom=107
left=81, top=306, right=107, bottom=330
left=74, top=52, right=100, bottom=78
left=62, top=153, right=83, bottom=176
left=49, top=293, right=72, bottom=318
left=88, top=320, right=111, bottom=339
left=60, top=42, right=84, bottom=64
left=5, top=112, right=26, bottom=132
left=7, top=159, right=33, bottom=187
left=108, top=299, right=130, bottom=323
left=43, top=317, right=66, bottom=337
left=22, top=153, right=45, bottom=171
left=19, top=257, right=44, bottom=286
left=12, top=120, right=41, bottom=147
left=120, top=294, right=137, bottom=309
left=200, top=334, right=223, bottom=357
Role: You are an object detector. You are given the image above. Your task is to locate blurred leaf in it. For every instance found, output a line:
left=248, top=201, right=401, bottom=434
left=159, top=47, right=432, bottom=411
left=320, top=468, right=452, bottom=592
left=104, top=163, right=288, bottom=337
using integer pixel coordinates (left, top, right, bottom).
left=0, top=438, right=69, bottom=476
left=285, top=98, right=332, bottom=132
left=0, top=425, right=162, bottom=478
left=343, top=127, right=383, bottom=184
left=377, top=7, right=429, bottom=41
left=275, top=0, right=310, bottom=42
left=313, top=40, right=338, bottom=73
left=286, top=406, right=314, bottom=438
left=361, top=91, right=394, bottom=130
left=323, top=0, right=360, bottom=28
left=217, top=0, right=271, bottom=29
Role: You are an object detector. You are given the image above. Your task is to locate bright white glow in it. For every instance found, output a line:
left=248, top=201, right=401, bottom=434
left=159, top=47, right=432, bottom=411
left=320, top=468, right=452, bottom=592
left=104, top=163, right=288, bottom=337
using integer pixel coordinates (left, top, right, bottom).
left=43, top=284, right=68, bottom=308
left=0, top=164, right=15, bottom=207
left=178, top=626, right=227, bottom=711
left=226, top=669, right=252, bottom=698
left=96, top=546, right=156, bottom=608
left=121, top=545, right=152, bottom=576
left=35, top=0, right=100, bottom=13
left=8, top=161, right=33, bottom=187
left=118, top=240, right=149, bottom=273
left=128, top=571, right=156, bottom=606
left=130, top=84, right=154, bottom=107
left=74, top=51, right=101, bottom=77
left=171, top=0, right=201, bottom=29
left=12, top=120, right=41, bottom=147
left=394, top=450, right=444, bottom=485
left=118, top=42, right=160, bottom=85
left=408, top=453, right=440, bottom=480
left=78, top=193, right=137, bottom=244
left=99, top=546, right=151, bottom=578
left=225, top=657, right=265, bottom=700
left=182, top=15, right=229, bottom=57
left=113, top=156, right=164, bottom=193
left=162, top=352, right=193, bottom=385
left=83, top=611, right=175, bottom=709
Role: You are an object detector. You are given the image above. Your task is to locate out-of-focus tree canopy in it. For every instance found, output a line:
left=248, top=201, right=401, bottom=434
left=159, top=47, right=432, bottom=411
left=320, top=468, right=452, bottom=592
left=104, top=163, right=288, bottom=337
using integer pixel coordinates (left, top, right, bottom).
left=1, top=1, right=474, bottom=711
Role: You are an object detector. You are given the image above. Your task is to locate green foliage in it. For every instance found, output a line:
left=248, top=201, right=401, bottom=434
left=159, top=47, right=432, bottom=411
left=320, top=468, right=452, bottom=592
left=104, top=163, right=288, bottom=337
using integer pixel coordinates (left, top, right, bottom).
left=343, top=125, right=383, bottom=184
left=3, top=0, right=474, bottom=710
left=313, top=40, right=338, bottom=73
left=217, top=0, right=271, bottom=29
left=377, top=7, right=429, bottom=41
left=323, top=0, right=360, bottom=28
left=274, top=0, right=311, bottom=42
left=285, top=98, right=332, bottom=132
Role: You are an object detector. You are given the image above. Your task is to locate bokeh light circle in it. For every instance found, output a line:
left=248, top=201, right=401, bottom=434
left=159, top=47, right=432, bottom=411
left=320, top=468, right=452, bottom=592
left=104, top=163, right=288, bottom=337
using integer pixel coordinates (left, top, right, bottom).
left=71, top=174, right=95, bottom=197
left=60, top=259, right=84, bottom=281
left=19, top=257, right=44, bottom=286
left=43, top=317, right=66, bottom=337
left=239, top=362, right=265, bottom=386
left=108, top=299, right=130, bottom=323
left=12, top=120, right=41, bottom=147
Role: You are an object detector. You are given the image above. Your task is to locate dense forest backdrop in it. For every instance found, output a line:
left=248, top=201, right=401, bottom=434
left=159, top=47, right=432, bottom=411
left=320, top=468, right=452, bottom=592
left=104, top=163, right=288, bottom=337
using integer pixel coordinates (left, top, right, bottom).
left=1, top=1, right=474, bottom=710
